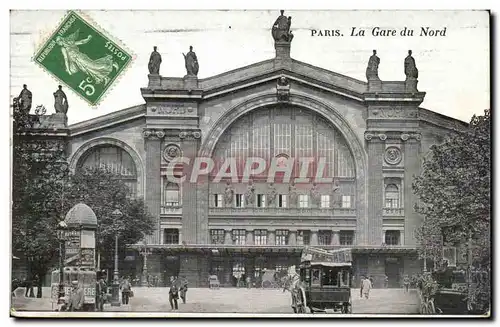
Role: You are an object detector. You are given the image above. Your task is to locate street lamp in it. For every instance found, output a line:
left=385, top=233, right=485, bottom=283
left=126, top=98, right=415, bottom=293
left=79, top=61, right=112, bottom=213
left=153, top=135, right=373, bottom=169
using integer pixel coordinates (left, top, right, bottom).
left=140, top=240, right=152, bottom=287
left=56, top=220, right=67, bottom=303
left=110, top=209, right=123, bottom=307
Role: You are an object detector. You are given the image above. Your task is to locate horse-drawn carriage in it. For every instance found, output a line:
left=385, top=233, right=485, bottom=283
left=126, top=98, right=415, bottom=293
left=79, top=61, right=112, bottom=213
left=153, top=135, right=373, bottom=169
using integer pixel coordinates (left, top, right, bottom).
left=289, top=247, right=353, bottom=314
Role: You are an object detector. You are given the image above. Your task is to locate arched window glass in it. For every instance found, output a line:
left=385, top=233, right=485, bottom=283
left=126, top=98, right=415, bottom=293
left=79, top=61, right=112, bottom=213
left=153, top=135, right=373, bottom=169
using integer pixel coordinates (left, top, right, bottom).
left=385, top=184, right=400, bottom=208
left=77, top=145, right=138, bottom=196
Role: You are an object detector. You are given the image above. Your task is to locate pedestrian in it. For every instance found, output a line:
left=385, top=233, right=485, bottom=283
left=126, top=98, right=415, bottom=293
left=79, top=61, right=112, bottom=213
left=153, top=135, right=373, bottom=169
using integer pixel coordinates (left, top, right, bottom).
left=96, top=273, right=107, bottom=312
left=120, top=277, right=132, bottom=305
left=403, top=274, right=410, bottom=293
left=384, top=274, right=389, bottom=288
left=359, top=276, right=365, bottom=298
left=179, top=276, right=188, bottom=304
left=68, top=281, right=85, bottom=311
left=362, top=276, right=373, bottom=299
left=169, top=277, right=179, bottom=310
left=24, top=276, right=33, bottom=298
left=246, top=276, right=251, bottom=289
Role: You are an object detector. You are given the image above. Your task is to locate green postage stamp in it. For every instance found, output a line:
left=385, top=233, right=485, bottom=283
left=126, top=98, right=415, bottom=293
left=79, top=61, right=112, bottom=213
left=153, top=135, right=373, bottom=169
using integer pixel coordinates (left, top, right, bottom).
left=33, top=11, right=133, bottom=106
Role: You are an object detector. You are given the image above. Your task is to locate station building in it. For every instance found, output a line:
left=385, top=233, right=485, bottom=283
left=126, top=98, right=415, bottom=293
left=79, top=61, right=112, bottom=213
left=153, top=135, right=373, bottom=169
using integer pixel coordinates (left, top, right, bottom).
left=59, top=17, right=468, bottom=288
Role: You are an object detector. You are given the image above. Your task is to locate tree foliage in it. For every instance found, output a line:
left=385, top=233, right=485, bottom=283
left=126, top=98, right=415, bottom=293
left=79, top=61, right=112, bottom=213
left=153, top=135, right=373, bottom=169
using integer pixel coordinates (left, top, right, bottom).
left=64, top=167, right=155, bottom=261
left=413, top=109, right=491, bottom=312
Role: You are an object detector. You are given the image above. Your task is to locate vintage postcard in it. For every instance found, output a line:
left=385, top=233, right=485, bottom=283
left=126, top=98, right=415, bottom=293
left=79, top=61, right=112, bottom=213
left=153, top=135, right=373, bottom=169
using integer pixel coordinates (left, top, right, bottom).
left=10, top=10, right=491, bottom=318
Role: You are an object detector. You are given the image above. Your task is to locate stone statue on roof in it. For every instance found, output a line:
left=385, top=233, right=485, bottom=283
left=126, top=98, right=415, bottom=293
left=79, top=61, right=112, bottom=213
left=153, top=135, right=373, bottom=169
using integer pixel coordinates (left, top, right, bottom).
left=148, top=46, right=162, bottom=75
left=272, top=10, right=294, bottom=42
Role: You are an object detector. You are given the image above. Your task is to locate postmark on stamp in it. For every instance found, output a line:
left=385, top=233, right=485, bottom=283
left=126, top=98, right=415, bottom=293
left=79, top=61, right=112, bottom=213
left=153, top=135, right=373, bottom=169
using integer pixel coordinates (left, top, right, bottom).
left=33, top=10, right=133, bottom=106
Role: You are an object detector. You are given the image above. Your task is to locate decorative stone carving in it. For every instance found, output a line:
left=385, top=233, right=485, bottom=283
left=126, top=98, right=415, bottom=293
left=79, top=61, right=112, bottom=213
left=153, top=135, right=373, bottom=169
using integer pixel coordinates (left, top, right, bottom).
left=179, top=130, right=201, bottom=139
left=289, top=182, right=297, bottom=205
left=310, top=183, right=321, bottom=206
left=364, top=133, right=374, bottom=141
left=268, top=183, right=277, bottom=206
left=384, top=146, right=402, bottom=165
left=163, top=144, right=181, bottom=162
left=276, top=76, right=290, bottom=102
left=143, top=129, right=165, bottom=139
left=400, top=133, right=421, bottom=141
left=224, top=181, right=234, bottom=206
left=245, top=180, right=255, bottom=205
left=378, top=134, right=387, bottom=141
left=331, top=179, right=341, bottom=208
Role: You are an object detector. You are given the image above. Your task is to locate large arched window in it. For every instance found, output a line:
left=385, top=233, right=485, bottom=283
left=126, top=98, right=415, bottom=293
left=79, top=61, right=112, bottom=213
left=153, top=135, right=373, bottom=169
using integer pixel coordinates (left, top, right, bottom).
left=385, top=184, right=400, bottom=208
left=77, top=145, right=138, bottom=196
left=212, top=106, right=356, bottom=178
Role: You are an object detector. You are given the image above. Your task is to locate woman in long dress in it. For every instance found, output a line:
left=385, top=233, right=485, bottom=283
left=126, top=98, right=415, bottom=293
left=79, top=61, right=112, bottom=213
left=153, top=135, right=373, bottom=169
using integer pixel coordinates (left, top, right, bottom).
left=56, top=30, right=118, bottom=85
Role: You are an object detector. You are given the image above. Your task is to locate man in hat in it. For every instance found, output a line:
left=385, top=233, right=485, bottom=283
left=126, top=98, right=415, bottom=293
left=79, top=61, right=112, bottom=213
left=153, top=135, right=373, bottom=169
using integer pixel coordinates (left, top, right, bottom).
left=169, top=276, right=179, bottom=310
left=96, top=272, right=107, bottom=311
left=68, top=281, right=85, bottom=311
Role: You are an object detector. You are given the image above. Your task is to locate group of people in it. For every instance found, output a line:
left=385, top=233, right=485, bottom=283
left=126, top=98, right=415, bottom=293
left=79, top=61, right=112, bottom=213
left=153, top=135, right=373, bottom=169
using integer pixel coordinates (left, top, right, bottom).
left=168, top=276, right=188, bottom=310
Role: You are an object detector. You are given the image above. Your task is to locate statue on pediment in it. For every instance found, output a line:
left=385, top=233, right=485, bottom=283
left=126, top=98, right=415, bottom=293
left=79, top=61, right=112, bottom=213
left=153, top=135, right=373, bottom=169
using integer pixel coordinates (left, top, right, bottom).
left=404, top=50, right=418, bottom=79
left=148, top=46, right=162, bottom=75
left=16, top=84, right=32, bottom=114
left=272, top=10, right=294, bottom=42
left=183, top=46, right=199, bottom=77
left=366, top=50, right=380, bottom=80
left=54, top=85, right=68, bottom=115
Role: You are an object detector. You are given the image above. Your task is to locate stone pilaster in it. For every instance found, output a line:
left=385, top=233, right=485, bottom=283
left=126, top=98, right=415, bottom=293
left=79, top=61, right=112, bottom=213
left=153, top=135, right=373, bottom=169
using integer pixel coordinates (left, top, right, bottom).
left=143, top=129, right=164, bottom=244
left=403, top=134, right=421, bottom=246
left=365, top=132, right=385, bottom=245
left=289, top=230, right=297, bottom=246
left=180, top=135, right=199, bottom=244
left=268, top=230, right=276, bottom=245
left=331, top=231, right=340, bottom=246
left=225, top=229, right=232, bottom=245
left=246, top=230, right=254, bottom=245
left=196, top=174, right=209, bottom=244
left=310, top=230, right=318, bottom=246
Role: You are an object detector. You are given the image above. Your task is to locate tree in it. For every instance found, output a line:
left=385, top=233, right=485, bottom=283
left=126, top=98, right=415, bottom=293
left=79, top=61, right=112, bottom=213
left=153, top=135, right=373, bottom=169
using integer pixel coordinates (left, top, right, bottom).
left=64, top=167, right=155, bottom=268
left=413, top=109, right=491, bottom=312
left=12, top=99, right=69, bottom=298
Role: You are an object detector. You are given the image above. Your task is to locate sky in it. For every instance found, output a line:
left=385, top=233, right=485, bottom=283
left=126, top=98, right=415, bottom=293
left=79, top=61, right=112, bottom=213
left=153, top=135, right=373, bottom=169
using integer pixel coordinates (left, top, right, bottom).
left=10, top=10, right=490, bottom=124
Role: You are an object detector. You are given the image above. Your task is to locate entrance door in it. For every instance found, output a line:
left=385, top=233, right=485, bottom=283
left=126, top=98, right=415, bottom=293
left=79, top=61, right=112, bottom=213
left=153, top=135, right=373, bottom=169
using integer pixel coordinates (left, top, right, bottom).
left=385, top=257, right=402, bottom=288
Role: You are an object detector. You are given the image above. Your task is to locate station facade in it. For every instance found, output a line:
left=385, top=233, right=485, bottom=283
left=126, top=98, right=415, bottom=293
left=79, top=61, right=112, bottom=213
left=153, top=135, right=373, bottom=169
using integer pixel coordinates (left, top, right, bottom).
left=62, top=16, right=467, bottom=288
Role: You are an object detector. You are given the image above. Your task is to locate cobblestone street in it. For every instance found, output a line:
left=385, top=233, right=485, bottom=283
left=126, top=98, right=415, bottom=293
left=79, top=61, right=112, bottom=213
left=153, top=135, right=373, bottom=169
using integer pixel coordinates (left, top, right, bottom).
left=12, top=287, right=419, bottom=315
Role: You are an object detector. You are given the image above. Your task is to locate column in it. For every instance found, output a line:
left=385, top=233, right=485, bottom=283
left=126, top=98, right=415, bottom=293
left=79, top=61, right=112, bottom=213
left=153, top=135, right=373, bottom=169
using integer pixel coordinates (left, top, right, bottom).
left=181, top=136, right=198, bottom=244
left=366, top=135, right=385, bottom=245
left=246, top=230, right=254, bottom=245
left=289, top=230, right=297, bottom=246
left=382, top=230, right=386, bottom=244
left=144, top=131, right=162, bottom=244
left=224, top=229, right=233, bottom=245
left=179, top=230, right=183, bottom=245
left=400, top=230, right=405, bottom=246
left=404, top=137, right=421, bottom=246
left=331, top=230, right=340, bottom=246
left=310, top=230, right=318, bottom=246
